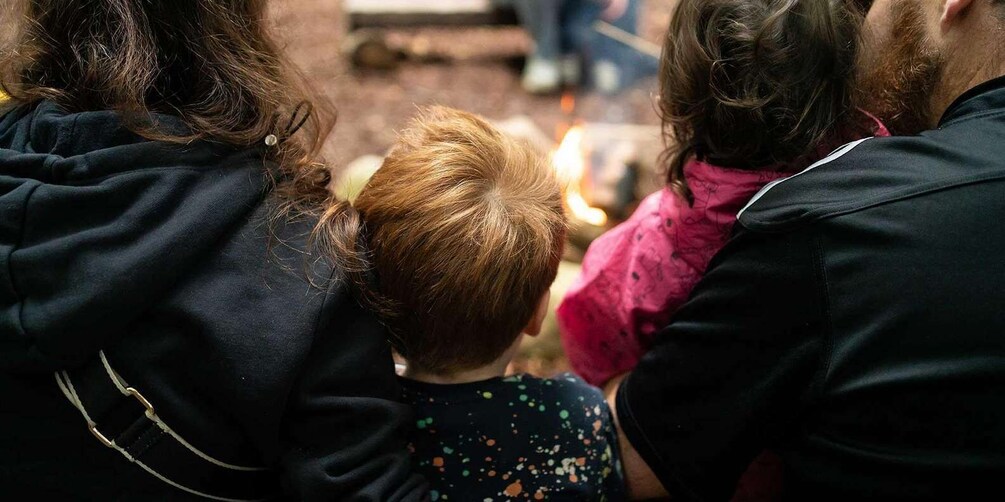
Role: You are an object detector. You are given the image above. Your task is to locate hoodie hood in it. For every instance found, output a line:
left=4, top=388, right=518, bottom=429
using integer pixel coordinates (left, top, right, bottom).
left=0, top=101, right=270, bottom=372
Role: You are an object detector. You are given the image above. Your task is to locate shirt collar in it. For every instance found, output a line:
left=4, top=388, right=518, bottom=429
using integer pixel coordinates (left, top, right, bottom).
left=939, top=74, right=1005, bottom=127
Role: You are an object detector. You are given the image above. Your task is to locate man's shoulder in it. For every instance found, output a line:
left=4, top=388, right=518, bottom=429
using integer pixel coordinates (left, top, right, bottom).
left=737, top=131, right=1005, bottom=233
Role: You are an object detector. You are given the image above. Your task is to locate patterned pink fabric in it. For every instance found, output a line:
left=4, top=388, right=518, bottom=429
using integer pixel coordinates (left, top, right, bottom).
left=557, top=161, right=791, bottom=386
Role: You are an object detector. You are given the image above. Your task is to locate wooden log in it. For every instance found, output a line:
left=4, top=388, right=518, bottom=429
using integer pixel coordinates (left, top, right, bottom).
left=342, top=31, right=401, bottom=69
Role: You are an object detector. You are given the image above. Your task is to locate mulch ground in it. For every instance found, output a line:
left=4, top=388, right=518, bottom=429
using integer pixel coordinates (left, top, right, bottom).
left=271, top=0, right=675, bottom=167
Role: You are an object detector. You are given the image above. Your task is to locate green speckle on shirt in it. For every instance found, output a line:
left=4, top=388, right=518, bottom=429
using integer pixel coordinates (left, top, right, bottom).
left=482, top=391, right=493, bottom=399
left=443, top=446, right=455, bottom=455
left=519, top=394, right=528, bottom=402
left=559, top=410, right=570, bottom=420
left=462, top=469, right=470, bottom=477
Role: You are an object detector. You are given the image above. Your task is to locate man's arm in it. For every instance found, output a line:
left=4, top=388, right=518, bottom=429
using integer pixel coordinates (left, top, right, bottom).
left=605, top=374, right=669, bottom=500
left=609, top=227, right=826, bottom=501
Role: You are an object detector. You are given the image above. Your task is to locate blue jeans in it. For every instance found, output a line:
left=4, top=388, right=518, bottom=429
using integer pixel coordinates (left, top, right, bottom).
left=502, top=0, right=656, bottom=89
left=507, top=0, right=601, bottom=61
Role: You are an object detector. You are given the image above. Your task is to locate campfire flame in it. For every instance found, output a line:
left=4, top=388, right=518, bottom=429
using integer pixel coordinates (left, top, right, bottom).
left=560, top=92, right=576, bottom=115
left=551, top=124, right=608, bottom=227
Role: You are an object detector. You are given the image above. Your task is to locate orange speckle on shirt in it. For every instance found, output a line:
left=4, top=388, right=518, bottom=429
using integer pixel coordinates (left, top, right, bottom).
left=504, top=481, right=524, bottom=497
left=432, top=457, right=444, bottom=467
left=593, top=420, right=602, bottom=433
left=576, top=457, right=586, bottom=466
left=488, top=470, right=497, bottom=477
left=534, top=491, right=545, bottom=500
left=503, top=473, right=511, bottom=480
left=486, top=439, right=496, bottom=446
left=569, top=473, right=579, bottom=483
left=583, top=439, right=592, bottom=446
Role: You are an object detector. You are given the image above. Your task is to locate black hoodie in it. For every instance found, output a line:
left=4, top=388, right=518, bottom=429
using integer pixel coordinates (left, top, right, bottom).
left=0, top=101, right=426, bottom=500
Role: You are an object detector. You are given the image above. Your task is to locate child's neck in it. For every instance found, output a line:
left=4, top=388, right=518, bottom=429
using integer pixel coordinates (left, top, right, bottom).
left=403, top=356, right=511, bottom=385
left=403, top=342, right=519, bottom=385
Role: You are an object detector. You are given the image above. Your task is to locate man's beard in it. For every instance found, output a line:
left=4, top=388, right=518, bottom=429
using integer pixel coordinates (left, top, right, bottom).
left=854, top=2, right=945, bottom=135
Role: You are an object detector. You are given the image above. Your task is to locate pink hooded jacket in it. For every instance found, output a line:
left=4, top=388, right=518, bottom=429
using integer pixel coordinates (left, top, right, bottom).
left=558, top=122, right=890, bottom=387
left=558, top=162, right=791, bottom=385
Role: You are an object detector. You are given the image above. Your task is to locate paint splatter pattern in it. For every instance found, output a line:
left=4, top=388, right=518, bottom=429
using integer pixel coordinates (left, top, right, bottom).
left=400, top=373, right=626, bottom=501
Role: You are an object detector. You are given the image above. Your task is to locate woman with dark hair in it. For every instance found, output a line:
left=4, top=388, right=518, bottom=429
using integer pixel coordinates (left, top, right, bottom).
left=0, top=1, right=425, bottom=500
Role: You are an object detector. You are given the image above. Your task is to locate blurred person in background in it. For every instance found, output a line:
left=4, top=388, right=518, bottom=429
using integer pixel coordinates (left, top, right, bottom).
left=0, top=0, right=425, bottom=500
left=505, top=0, right=657, bottom=94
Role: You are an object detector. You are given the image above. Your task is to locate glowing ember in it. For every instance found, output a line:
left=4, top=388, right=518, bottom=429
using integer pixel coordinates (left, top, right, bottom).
left=551, top=125, right=608, bottom=227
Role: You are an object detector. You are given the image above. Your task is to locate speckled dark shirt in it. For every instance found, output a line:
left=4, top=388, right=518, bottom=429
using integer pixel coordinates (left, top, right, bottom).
left=400, top=373, right=626, bottom=501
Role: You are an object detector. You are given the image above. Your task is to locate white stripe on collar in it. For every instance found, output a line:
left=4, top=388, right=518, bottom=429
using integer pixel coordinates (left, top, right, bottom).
left=737, top=137, right=874, bottom=220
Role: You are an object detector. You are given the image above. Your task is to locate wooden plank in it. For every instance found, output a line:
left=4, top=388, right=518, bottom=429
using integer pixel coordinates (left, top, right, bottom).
left=345, top=0, right=493, bottom=14
left=345, top=0, right=519, bottom=30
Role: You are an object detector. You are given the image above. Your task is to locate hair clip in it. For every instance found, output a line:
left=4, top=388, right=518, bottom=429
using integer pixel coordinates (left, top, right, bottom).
left=264, top=101, right=313, bottom=147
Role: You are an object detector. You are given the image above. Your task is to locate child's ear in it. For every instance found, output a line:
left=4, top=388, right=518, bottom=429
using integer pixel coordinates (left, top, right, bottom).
left=523, top=290, right=552, bottom=338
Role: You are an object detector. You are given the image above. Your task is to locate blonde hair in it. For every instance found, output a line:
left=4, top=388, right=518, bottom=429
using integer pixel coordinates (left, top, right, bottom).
left=355, top=107, right=567, bottom=375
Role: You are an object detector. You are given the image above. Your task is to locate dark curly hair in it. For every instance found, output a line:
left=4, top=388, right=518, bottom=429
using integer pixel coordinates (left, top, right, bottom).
left=660, top=0, right=865, bottom=201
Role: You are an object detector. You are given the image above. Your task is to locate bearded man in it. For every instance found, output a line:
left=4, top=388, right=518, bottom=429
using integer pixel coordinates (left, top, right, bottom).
left=611, top=0, right=1005, bottom=500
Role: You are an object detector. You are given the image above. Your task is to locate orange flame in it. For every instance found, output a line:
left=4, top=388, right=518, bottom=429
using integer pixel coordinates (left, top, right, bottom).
left=560, top=92, right=576, bottom=115
left=551, top=125, right=608, bottom=227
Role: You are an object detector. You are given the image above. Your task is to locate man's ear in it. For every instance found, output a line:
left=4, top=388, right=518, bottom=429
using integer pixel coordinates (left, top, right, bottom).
left=941, top=0, right=973, bottom=28
left=523, top=290, right=552, bottom=338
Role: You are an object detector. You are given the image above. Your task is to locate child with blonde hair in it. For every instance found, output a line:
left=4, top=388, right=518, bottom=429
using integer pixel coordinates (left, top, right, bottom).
left=354, top=107, right=625, bottom=501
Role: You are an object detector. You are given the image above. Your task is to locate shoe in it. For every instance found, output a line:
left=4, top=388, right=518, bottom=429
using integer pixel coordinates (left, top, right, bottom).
left=560, top=55, right=582, bottom=87
left=522, top=56, right=561, bottom=94
left=592, top=60, right=623, bottom=94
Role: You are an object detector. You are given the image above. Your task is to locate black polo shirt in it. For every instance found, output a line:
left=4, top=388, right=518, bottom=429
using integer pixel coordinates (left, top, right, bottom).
left=617, top=76, right=1005, bottom=501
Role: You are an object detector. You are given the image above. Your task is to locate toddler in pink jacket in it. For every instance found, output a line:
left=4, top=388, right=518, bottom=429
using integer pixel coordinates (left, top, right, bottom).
left=558, top=0, right=889, bottom=389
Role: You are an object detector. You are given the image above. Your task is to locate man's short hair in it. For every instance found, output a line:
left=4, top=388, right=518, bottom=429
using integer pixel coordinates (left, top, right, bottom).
left=355, top=107, right=567, bottom=374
